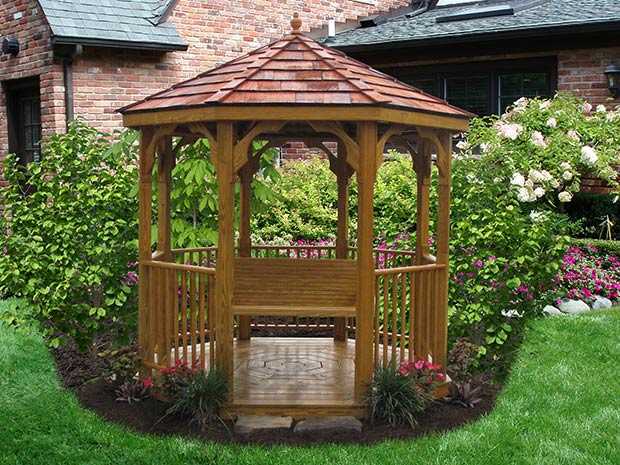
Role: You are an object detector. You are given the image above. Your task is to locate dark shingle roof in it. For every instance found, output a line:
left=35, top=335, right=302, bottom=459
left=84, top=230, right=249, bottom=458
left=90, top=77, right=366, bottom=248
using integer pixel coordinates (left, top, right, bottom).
left=38, top=0, right=187, bottom=51
left=325, top=0, right=620, bottom=49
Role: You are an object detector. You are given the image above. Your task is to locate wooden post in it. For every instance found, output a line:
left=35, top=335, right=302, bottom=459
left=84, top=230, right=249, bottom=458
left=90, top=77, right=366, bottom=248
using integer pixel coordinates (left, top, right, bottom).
left=156, top=137, right=173, bottom=259
left=435, top=132, right=452, bottom=368
left=355, top=121, right=377, bottom=402
left=335, top=147, right=352, bottom=341
left=413, top=138, right=432, bottom=362
left=138, top=128, right=155, bottom=374
left=214, top=121, right=235, bottom=388
left=237, top=161, right=254, bottom=341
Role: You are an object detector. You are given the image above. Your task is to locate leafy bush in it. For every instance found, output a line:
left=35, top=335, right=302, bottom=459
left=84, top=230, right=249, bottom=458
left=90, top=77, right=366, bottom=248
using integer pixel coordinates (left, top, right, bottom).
left=447, top=338, right=479, bottom=383
left=115, top=378, right=152, bottom=404
left=163, top=364, right=228, bottom=428
left=0, top=298, right=39, bottom=335
left=169, top=139, right=280, bottom=248
left=0, top=123, right=139, bottom=347
left=368, top=360, right=443, bottom=428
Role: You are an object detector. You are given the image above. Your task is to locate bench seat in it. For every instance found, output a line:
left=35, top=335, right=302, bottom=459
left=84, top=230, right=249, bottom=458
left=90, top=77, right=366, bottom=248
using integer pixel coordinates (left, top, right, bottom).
left=232, top=304, right=356, bottom=317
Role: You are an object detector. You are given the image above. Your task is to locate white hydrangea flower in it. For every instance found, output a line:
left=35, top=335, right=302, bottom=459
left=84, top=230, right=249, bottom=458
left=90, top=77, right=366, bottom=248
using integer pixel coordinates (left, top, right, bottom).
left=531, top=131, right=547, bottom=148
left=582, top=102, right=593, bottom=114
left=539, top=100, right=551, bottom=110
left=517, top=187, right=531, bottom=202
left=562, top=171, right=573, bottom=181
left=540, top=170, right=553, bottom=181
left=514, top=97, right=529, bottom=108
left=524, top=178, right=534, bottom=189
left=511, top=172, right=526, bottom=187
left=480, top=142, right=492, bottom=153
left=546, top=117, right=557, bottom=128
left=560, top=161, right=572, bottom=170
left=529, top=169, right=544, bottom=183
left=550, top=178, right=560, bottom=188
left=534, top=187, right=545, bottom=198
left=495, top=122, right=523, bottom=140
left=580, top=145, right=598, bottom=166
left=567, top=130, right=580, bottom=142
left=530, top=211, right=547, bottom=222
left=558, top=191, right=573, bottom=203
left=596, top=104, right=607, bottom=113
left=456, top=140, right=469, bottom=150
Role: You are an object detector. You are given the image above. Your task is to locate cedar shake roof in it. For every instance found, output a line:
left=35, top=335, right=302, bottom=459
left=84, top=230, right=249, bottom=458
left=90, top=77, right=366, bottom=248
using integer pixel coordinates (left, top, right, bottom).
left=120, top=18, right=472, bottom=120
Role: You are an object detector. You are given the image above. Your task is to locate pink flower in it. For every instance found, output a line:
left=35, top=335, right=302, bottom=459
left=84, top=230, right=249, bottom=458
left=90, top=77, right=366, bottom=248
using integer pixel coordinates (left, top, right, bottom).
left=142, top=377, right=153, bottom=389
left=473, top=259, right=484, bottom=269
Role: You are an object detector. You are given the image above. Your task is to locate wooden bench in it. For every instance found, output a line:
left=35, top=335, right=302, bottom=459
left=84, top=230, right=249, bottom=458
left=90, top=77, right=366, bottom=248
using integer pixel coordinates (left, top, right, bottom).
left=232, top=257, right=357, bottom=317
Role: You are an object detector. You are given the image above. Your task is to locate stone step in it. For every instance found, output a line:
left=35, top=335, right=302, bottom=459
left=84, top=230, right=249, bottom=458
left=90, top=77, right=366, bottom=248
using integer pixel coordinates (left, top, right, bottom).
left=234, top=415, right=293, bottom=436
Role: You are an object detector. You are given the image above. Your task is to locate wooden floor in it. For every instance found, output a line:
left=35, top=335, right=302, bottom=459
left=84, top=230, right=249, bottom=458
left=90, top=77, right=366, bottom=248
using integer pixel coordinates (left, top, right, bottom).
left=233, top=337, right=355, bottom=403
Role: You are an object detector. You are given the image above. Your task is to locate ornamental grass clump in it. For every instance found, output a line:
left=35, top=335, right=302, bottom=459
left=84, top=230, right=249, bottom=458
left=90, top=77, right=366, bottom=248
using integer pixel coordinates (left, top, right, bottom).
left=368, top=360, right=444, bottom=428
left=159, top=361, right=228, bottom=429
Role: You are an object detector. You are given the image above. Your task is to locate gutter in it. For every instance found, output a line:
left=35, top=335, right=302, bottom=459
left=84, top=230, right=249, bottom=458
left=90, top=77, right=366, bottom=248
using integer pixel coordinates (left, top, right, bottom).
left=51, top=36, right=188, bottom=52
left=331, top=19, right=620, bottom=53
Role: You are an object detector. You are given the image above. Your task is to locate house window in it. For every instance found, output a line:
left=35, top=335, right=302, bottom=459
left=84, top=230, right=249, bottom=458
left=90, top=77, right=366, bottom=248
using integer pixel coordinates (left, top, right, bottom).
left=400, top=57, right=556, bottom=116
left=4, top=77, right=42, bottom=164
left=498, top=72, right=549, bottom=113
left=444, top=76, right=491, bottom=115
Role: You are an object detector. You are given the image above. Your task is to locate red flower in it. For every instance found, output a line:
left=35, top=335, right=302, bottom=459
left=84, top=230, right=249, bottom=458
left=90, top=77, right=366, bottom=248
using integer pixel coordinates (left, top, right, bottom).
left=142, top=377, right=154, bottom=389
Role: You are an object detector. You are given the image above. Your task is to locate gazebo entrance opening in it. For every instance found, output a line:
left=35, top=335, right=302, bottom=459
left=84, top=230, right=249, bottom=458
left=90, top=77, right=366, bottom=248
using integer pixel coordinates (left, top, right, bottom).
left=121, top=15, right=470, bottom=418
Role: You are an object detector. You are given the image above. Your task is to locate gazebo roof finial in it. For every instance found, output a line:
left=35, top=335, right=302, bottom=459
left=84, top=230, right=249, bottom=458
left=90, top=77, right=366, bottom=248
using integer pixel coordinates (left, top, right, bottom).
left=291, top=12, right=302, bottom=33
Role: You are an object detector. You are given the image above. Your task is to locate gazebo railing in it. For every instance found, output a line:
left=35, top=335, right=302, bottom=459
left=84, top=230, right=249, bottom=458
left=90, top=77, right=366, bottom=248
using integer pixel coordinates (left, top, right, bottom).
left=374, top=262, right=446, bottom=367
left=141, top=257, right=216, bottom=371
left=143, top=246, right=444, bottom=370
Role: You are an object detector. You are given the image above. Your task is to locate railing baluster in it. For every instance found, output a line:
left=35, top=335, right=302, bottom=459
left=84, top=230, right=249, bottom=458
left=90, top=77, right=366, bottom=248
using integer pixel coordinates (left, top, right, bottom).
left=391, top=273, right=398, bottom=365
left=400, top=272, right=406, bottom=361
left=181, top=271, right=188, bottom=363
left=189, top=270, right=197, bottom=367
left=382, top=275, right=389, bottom=367
left=199, top=273, right=206, bottom=370
left=408, top=271, right=414, bottom=362
left=208, top=275, right=216, bottom=368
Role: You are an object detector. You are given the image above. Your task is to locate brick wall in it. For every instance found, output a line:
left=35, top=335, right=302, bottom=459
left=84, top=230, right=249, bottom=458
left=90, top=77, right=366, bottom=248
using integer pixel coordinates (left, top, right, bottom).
left=558, top=47, right=620, bottom=108
left=0, top=0, right=65, bottom=171
left=70, top=0, right=409, bottom=133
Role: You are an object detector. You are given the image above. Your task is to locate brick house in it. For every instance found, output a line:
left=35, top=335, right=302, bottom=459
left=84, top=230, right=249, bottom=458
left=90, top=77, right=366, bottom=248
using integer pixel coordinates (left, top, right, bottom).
left=0, top=0, right=408, bottom=170
left=326, top=0, right=620, bottom=116
left=1, top=0, right=619, bottom=169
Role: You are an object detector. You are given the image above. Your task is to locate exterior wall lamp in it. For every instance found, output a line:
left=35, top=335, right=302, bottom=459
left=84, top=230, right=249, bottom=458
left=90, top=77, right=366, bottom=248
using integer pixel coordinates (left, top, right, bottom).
left=2, top=37, right=20, bottom=56
left=605, top=64, right=620, bottom=98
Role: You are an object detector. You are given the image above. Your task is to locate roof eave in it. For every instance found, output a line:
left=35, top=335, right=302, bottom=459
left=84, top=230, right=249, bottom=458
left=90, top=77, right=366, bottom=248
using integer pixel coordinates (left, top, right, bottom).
left=121, top=103, right=471, bottom=132
left=330, top=19, right=620, bottom=53
left=51, top=35, right=188, bottom=52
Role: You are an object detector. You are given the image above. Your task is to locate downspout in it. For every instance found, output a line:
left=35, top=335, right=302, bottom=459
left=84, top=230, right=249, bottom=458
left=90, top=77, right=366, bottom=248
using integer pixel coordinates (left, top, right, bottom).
left=63, top=44, right=82, bottom=130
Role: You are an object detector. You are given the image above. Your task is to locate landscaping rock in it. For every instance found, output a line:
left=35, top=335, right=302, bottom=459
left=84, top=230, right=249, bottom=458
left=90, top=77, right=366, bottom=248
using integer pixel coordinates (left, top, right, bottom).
left=294, top=416, right=362, bottom=434
left=558, top=299, right=590, bottom=314
left=234, top=416, right=293, bottom=436
left=592, top=296, right=613, bottom=310
left=543, top=305, right=563, bottom=316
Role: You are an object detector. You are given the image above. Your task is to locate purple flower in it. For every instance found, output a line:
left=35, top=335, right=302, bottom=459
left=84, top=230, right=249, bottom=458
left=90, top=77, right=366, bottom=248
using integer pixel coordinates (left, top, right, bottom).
left=473, top=259, right=484, bottom=269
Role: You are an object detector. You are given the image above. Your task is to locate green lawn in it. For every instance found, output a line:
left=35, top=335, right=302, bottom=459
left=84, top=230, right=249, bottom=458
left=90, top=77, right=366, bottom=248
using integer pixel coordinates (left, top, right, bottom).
left=1, top=310, right=619, bottom=465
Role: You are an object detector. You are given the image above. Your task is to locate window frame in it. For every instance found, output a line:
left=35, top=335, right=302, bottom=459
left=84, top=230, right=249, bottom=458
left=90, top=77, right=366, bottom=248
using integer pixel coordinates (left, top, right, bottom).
left=3, top=76, right=42, bottom=164
left=395, top=56, right=558, bottom=116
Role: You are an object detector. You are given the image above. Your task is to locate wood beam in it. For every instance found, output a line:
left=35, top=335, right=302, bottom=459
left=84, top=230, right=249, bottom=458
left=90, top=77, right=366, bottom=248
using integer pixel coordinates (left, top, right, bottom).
left=156, top=137, right=174, bottom=259
left=138, top=128, right=156, bottom=374
left=307, top=121, right=360, bottom=172
left=233, top=121, right=286, bottom=173
left=354, top=121, right=377, bottom=402
left=214, top=121, right=235, bottom=389
left=334, top=148, right=353, bottom=342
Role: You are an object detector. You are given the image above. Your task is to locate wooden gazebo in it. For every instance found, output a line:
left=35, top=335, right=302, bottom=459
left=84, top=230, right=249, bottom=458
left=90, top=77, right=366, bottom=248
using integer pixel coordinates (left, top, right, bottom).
left=120, top=14, right=471, bottom=418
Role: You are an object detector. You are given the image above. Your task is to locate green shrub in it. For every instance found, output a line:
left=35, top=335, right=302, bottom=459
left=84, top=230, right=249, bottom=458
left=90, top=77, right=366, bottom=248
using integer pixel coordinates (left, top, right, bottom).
left=0, top=123, right=139, bottom=347
left=0, top=298, right=39, bottom=336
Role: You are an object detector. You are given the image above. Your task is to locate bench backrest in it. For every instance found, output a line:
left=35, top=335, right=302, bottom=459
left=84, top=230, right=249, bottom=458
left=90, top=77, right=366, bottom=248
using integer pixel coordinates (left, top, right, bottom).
left=233, top=258, right=358, bottom=308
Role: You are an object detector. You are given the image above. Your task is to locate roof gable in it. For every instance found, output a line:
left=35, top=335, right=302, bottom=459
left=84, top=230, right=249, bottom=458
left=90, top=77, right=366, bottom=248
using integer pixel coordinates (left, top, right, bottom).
left=37, top=0, right=186, bottom=51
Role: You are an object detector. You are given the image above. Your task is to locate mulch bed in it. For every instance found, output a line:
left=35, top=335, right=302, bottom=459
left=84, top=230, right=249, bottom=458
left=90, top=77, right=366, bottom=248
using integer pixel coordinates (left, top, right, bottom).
left=52, top=337, right=501, bottom=446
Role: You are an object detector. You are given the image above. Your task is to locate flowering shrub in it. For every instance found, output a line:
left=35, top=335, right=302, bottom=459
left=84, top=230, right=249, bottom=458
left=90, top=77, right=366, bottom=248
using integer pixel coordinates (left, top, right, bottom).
left=159, top=359, right=201, bottom=398
left=0, top=123, right=139, bottom=348
left=544, top=245, right=620, bottom=304
left=461, top=93, right=620, bottom=205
